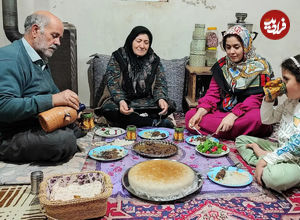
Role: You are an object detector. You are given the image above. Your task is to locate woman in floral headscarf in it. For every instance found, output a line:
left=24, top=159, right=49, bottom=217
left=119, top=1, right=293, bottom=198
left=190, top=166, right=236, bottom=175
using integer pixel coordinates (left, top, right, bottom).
left=185, top=25, right=274, bottom=140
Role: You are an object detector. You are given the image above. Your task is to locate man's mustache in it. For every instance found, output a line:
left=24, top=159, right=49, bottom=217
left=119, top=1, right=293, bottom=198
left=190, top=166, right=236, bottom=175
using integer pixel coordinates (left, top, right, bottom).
left=50, top=45, right=58, bottom=50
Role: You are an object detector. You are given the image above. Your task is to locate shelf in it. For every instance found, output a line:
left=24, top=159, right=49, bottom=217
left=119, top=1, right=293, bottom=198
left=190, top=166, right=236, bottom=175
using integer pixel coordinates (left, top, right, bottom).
left=185, top=96, right=198, bottom=108
left=186, top=65, right=212, bottom=76
left=184, top=65, right=212, bottom=109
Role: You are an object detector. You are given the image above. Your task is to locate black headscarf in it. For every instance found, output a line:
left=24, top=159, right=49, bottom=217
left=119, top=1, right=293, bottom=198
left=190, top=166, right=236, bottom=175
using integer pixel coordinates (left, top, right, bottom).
left=112, top=26, right=160, bottom=98
left=123, top=26, right=154, bottom=72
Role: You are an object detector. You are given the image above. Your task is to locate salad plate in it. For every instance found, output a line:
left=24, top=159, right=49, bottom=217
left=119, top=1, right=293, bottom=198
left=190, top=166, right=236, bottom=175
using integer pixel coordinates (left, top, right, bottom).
left=195, top=139, right=229, bottom=157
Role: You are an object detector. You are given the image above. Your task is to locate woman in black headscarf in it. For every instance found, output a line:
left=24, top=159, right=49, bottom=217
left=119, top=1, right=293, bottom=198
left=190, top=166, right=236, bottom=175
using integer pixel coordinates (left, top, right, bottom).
left=96, top=26, right=176, bottom=128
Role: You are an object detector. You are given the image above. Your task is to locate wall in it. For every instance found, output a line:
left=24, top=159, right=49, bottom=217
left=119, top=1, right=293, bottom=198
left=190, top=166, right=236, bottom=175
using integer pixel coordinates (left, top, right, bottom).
left=0, top=0, right=299, bottom=105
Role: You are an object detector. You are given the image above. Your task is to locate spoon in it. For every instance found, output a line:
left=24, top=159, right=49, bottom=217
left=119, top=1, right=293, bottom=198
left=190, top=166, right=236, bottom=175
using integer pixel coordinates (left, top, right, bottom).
left=191, top=126, right=202, bottom=136
left=191, top=125, right=216, bottom=139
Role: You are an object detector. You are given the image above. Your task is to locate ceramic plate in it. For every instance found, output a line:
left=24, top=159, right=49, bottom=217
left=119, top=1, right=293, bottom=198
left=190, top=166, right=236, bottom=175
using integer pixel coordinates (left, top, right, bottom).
left=88, top=145, right=128, bottom=161
left=122, top=160, right=203, bottom=201
left=94, top=127, right=125, bottom=138
left=207, top=166, right=253, bottom=187
left=186, top=135, right=219, bottom=146
left=138, top=129, right=169, bottom=140
left=195, top=146, right=230, bottom=158
left=132, top=140, right=178, bottom=158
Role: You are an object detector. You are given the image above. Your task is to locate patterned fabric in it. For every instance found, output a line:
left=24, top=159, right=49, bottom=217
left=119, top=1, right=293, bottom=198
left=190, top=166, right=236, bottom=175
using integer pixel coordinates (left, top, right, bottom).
left=102, top=53, right=169, bottom=110
left=80, top=127, right=300, bottom=219
left=216, top=25, right=273, bottom=111
left=261, top=99, right=300, bottom=165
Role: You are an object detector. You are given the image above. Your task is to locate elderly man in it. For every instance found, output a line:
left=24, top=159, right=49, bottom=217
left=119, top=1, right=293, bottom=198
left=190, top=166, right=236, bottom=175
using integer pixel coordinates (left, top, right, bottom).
left=0, top=11, right=83, bottom=163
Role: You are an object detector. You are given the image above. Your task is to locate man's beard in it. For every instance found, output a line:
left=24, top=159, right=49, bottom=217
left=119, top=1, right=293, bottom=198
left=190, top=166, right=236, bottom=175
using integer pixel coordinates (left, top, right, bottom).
left=34, top=34, right=58, bottom=60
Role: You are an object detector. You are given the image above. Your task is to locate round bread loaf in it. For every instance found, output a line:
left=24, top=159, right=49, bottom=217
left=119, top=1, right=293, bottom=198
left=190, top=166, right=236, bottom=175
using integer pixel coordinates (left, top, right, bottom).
left=128, top=160, right=195, bottom=198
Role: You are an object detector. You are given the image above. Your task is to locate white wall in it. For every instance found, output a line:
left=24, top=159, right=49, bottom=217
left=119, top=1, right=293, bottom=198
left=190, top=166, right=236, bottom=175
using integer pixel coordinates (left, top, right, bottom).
left=1, top=0, right=300, bottom=105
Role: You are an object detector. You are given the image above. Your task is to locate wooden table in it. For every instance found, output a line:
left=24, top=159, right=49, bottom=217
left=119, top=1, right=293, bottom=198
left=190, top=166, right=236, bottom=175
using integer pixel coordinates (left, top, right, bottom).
left=185, top=65, right=212, bottom=108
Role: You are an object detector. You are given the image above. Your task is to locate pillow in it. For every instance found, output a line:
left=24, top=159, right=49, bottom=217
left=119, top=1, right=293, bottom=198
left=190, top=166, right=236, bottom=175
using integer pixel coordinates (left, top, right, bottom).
left=87, top=54, right=188, bottom=111
left=87, top=53, right=110, bottom=108
left=161, top=57, right=188, bottom=111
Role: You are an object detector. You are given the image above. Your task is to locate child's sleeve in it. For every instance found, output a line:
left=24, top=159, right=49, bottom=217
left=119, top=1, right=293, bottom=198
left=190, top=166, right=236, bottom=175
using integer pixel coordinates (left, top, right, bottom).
left=260, top=99, right=285, bottom=125
left=263, top=133, right=300, bottom=165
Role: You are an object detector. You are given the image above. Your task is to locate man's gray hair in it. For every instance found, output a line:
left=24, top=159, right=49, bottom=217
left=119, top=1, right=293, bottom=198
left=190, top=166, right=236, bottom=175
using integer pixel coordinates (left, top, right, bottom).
left=24, top=13, right=49, bottom=33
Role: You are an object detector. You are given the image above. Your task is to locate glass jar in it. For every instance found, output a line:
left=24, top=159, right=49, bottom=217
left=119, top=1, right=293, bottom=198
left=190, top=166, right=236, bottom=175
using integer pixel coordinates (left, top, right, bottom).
left=173, top=126, right=184, bottom=142
left=126, top=125, right=137, bottom=140
left=206, top=47, right=217, bottom=66
left=206, top=27, right=218, bottom=48
left=80, top=112, right=95, bottom=131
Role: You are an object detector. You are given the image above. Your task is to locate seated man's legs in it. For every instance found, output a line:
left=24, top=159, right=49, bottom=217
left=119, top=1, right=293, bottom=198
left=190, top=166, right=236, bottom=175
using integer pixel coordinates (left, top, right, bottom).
left=0, top=126, right=78, bottom=163
left=235, top=135, right=279, bottom=166
left=263, top=162, right=300, bottom=192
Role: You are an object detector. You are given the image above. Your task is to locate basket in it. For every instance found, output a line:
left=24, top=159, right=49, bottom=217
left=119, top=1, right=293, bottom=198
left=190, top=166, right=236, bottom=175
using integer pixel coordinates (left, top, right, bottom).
left=39, top=171, right=113, bottom=220
left=38, top=106, right=77, bottom=133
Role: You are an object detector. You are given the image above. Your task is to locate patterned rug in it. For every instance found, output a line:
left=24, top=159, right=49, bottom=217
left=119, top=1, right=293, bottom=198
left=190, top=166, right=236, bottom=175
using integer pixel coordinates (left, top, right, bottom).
left=80, top=126, right=300, bottom=220
left=0, top=113, right=299, bottom=219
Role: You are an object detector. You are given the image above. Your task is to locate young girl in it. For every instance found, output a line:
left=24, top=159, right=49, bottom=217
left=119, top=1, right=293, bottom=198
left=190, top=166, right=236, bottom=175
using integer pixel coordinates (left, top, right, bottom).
left=236, top=55, right=300, bottom=192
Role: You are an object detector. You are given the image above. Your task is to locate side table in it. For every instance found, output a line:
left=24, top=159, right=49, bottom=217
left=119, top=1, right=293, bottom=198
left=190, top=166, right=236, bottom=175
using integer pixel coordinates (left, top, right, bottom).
left=184, top=65, right=212, bottom=108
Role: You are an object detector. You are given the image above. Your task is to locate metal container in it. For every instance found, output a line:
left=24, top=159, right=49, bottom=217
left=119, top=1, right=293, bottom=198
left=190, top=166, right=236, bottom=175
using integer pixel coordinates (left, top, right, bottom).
left=30, top=171, right=44, bottom=195
left=226, top=13, right=258, bottom=41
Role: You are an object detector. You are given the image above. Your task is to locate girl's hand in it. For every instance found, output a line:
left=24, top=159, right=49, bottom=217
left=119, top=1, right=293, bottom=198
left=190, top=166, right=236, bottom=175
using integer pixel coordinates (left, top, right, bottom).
left=188, top=108, right=208, bottom=129
left=119, top=100, right=133, bottom=115
left=254, top=159, right=267, bottom=186
left=158, top=99, right=169, bottom=115
left=215, top=113, right=238, bottom=134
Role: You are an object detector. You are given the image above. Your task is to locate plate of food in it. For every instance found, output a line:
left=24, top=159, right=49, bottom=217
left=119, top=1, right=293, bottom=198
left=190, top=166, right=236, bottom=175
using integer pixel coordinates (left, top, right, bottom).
left=132, top=140, right=178, bottom=158
left=122, top=159, right=203, bottom=201
left=94, top=127, right=125, bottom=138
left=195, top=139, right=229, bottom=157
left=207, top=166, right=253, bottom=187
left=186, top=135, right=219, bottom=146
left=138, top=129, right=169, bottom=140
left=88, top=145, right=128, bottom=161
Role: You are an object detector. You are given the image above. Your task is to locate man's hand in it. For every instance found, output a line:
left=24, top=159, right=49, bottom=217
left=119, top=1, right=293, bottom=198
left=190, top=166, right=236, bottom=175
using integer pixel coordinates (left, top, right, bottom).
left=119, top=100, right=133, bottom=115
left=52, top=89, right=79, bottom=110
left=254, top=158, right=267, bottom=186
left=158, top=99, right=168, bottom=115
left=215, top=113, right=238, bottom=134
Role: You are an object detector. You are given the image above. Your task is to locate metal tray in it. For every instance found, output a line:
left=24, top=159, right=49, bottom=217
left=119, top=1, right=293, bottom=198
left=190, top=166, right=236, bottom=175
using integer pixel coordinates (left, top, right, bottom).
left=132, top=140, right=178, bottom=158
left=122, top=159, right=203, bottom=202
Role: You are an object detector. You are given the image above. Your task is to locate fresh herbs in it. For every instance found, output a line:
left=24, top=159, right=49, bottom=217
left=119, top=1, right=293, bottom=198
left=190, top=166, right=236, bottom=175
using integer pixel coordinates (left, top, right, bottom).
left=196, top=139, right=227, bottom=154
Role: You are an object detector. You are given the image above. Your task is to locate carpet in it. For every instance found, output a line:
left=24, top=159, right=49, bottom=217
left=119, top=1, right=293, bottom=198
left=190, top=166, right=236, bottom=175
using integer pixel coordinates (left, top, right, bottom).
left=0, top=113, right=299, bottom=219
left=0, top=185, right=45, bottom=220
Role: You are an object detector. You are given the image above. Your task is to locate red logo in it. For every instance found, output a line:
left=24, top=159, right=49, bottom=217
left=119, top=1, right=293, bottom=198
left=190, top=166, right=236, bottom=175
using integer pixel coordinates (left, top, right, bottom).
left=260, top=10, right=290, bottom=40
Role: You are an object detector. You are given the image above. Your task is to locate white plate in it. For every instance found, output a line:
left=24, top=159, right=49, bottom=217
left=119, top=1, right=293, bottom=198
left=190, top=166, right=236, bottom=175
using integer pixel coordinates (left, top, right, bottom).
left=207, top=166, right=253, bottom=187
left=94, top=127, right=125, bottom=138
left=88, top=145, right=128, bottom=161
left=138, top=129, right=169, bottom=140
left=186, top=135, right=219, bottom=146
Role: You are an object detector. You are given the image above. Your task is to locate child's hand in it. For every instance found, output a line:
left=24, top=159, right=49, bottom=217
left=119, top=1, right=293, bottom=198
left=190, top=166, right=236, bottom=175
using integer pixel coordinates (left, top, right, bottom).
left=254, top=159, right=267, bottom=186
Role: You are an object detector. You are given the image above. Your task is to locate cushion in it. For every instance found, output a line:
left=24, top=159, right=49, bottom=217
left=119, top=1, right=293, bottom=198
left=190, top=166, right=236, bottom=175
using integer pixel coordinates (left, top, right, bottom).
left=161, top=57, right=188, bottom=111
left=87, top=53, right=110, bottom=108
left=87, top=54, right=188, bottom=111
